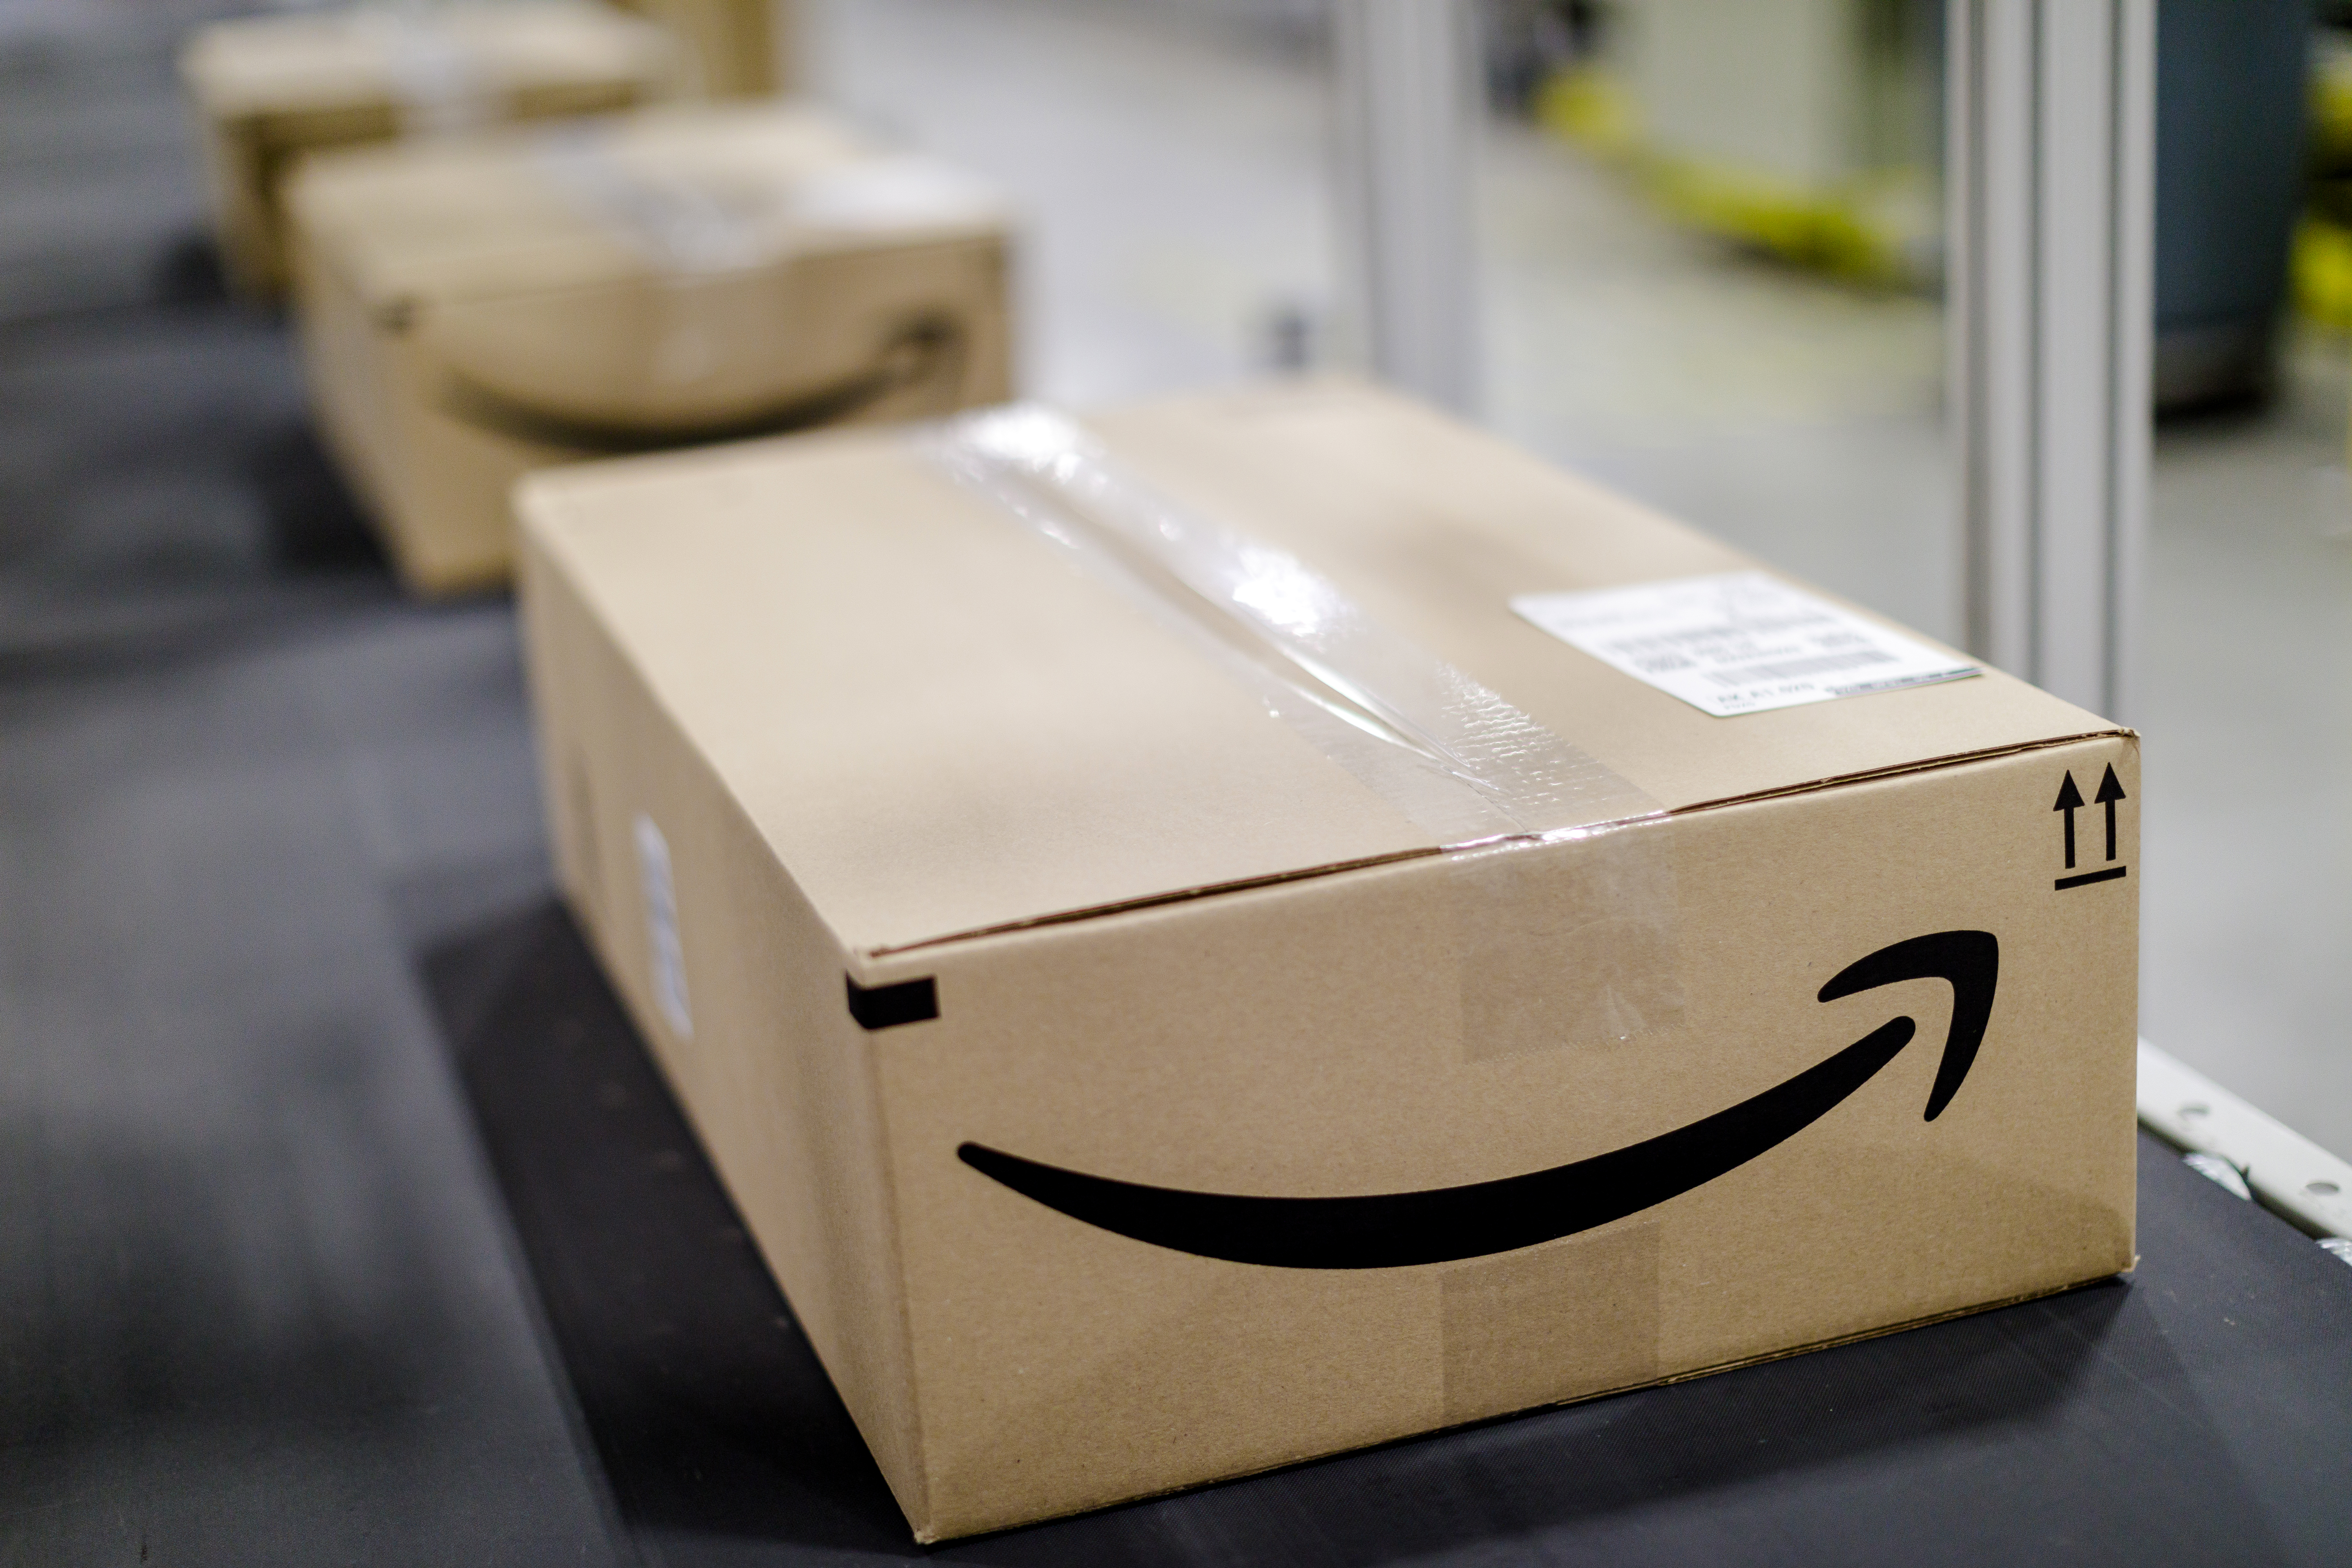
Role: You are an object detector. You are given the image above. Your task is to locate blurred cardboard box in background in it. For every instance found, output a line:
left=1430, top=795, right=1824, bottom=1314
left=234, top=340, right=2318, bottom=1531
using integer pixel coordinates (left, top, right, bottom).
left=615, top=0, right=792, bottom=98
left=286, top=101, right=1013, bottom=593
left=514, top=379, right=2139, bottom=1541
left=180, top=0, right=682, bottom=297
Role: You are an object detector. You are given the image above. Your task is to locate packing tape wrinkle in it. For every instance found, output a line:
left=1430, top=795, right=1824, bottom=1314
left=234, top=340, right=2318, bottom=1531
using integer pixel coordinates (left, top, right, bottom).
left=924, top=405, right=1685, bottom=1054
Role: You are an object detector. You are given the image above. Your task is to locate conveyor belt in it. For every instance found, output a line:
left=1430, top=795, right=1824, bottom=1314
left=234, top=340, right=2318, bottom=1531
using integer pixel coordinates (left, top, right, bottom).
left=3, top=246, right=2348, bottom=1568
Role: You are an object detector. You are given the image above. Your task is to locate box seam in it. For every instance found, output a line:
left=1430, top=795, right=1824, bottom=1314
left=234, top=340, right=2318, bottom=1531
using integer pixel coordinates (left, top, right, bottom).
left=862, top=727, right=2136, bottom=960
left=857, top=1026, right=936, bottom=1536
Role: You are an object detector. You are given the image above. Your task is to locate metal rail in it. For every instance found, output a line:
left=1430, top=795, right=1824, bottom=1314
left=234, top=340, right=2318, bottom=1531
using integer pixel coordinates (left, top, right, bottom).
left=2138, top=1040, right=2352, bottom=1241
left=1329, top=0, right=1480, bottom=415
left=1948, top=0, right=2156, bottom=719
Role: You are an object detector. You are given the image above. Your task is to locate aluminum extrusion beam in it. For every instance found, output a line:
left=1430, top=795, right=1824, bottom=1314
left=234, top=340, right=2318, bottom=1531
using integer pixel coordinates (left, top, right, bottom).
left=1331, top=0, right=1480, bottom=414
left=1949, top=0, right=2155, bottom=719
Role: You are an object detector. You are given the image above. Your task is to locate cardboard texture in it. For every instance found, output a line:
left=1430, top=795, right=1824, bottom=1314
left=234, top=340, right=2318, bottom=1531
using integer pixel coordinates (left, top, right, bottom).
left=284, top=101, right=1012, bottom=595
left=614, top=0, right=790, bottom=97
left=515, top=380, right=2140, bottom=1542
left=179, top=1, right=682, bottom=299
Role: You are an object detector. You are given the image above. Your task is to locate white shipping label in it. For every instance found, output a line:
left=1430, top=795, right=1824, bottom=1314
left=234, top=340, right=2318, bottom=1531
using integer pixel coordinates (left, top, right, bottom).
left=633, top=813, right=693, bottom=1039
left=1511, top=571, right=1979, bottom=718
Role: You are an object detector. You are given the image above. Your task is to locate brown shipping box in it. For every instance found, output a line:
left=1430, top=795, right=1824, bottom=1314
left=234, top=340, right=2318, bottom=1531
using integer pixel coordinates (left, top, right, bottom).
left=515, top=380, right=2139, bottom=1542
left=179, top=0, right=681, bottom=298
left=286, top=102, right=1012, bottom=595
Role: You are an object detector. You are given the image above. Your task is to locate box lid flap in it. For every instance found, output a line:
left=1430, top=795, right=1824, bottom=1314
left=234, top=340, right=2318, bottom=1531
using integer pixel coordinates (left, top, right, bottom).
left=519, top=380, right=2121, bottom=957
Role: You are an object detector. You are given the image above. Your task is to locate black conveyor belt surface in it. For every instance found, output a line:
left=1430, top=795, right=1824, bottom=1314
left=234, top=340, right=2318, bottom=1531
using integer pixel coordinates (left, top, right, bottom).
left=2, top=30, right=2348, bottom=1559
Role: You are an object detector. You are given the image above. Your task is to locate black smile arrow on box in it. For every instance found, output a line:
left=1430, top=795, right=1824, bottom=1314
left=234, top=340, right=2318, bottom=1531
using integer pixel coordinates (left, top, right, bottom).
left=958, top=931, right=1998, bottom=1270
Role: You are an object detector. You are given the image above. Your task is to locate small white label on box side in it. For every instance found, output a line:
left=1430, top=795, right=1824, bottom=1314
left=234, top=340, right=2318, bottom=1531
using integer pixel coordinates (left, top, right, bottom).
left=633, top=812, right=693, bottom=1039
left=1511, top=571, right=1979, bottom=717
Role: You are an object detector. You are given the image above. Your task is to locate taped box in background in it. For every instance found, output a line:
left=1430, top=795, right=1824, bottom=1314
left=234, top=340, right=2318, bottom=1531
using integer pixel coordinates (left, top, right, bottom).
left=515, top=379, right=2140, bottom=1543
left=284, top=100, right=1012, bottom=596
left=178, top=0, right=683, bottom=298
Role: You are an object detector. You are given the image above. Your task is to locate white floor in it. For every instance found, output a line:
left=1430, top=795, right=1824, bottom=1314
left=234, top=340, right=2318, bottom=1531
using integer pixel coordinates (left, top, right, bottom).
left=814, top=0, right=2352, bottom=1158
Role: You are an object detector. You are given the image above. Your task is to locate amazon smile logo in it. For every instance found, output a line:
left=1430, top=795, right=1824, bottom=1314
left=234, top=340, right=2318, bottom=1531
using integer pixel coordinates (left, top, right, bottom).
left=956, top=931, right=1997, bottom=1269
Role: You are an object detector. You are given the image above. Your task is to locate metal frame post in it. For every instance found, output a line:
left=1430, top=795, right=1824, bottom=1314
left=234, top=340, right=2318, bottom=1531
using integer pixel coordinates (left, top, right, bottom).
left=1330, top=0, right=1480, bottom=415
left=1949, top=0, right=2156, bottom=719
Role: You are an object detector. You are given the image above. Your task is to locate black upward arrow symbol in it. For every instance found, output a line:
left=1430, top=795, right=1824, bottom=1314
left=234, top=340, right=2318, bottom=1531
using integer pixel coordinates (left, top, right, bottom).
left=2094, top=764, right=2126, bottom=861
left=2054, top=771, right=2084, bottom=869
left=2053, top=766, right=2129, bottom=890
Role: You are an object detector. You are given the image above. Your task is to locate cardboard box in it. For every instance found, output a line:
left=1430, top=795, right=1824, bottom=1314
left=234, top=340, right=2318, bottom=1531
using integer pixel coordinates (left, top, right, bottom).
left=285, top=101, right=1012, bottom=594
left=613, top=0, right=791, bottom=97
left=179, top=0, right=681, bottom=298
left=515, top=380, right=2139, bottom=1542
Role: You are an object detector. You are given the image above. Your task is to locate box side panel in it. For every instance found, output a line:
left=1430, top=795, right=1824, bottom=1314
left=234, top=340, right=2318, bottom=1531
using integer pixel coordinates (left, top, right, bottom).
left=287, top=222, right=399, bottom=527
left=787, top=236, right=1013, bottom=423
left=188, top=108, right=276, bottom=299
left=517, top=525, right=930, bottom=1525
left=373, top=323, right=567, bottom=595
left=872, top=734, right=2138, bottom=1538
left=517, top=527, right=599, bottom=923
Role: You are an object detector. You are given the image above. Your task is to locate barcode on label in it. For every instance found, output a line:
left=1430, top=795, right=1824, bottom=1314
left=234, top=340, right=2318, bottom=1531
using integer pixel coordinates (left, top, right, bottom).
left=1511, top=571, right=1979, bottom=717
left=1706, top=647, right=1895, bottom=687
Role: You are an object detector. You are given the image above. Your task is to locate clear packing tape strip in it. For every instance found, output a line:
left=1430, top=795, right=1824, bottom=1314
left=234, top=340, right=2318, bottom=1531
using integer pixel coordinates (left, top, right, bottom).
left=924, top=406, right=1685, bottom=1054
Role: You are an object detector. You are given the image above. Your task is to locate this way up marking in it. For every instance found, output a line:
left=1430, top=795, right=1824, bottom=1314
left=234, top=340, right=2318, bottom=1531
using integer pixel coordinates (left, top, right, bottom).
left=2054, top=764, right=2128, bottom=890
